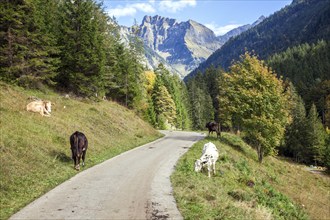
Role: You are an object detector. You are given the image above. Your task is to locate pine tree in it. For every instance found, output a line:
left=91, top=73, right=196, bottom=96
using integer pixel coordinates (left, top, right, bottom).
left=153, top=64, right=191, bottom=130
left=218, top=71, right=233, bottom=130
left=187, top=76, right=214, bottom=130
left=305, top=104, right=326, bottom=165
left=326, top=94, right=330, bottom=129
left=324, top=129, right=330, bottom=170
left=56, top=0, right=108, bottom=97
left=146, top=97, right=157, bottom=127
left=0, top=0, right=59, bottom=88
left=283, top=94, right=307, bottom=161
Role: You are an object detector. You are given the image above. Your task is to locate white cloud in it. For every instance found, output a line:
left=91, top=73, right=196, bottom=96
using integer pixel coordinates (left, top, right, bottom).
left=159, top=0, right=196, bottom=13
left=205, top=23, right=242, bottom=36
left=107, top=3, right=156, bottom=18
left=133, top=3, right=156, bottom=13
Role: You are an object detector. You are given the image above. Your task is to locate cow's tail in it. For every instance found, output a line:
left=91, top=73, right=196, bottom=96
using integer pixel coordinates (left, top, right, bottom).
left=74, top=132, right=79, bottom=156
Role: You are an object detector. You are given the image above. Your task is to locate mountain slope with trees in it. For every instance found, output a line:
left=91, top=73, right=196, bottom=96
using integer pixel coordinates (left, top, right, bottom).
left=184, top=0, right=330, bottom=168
left=0, top=0, right=192, bottom=130
left=188, top=0, right=330, bottom=78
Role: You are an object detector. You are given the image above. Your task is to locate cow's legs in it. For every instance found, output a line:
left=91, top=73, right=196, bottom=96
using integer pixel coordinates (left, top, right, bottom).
left=82, top=151, right=86, bottom=166
left=71, top=150, right=76, bottom=168
left=75, top=156, right=81, bottom=170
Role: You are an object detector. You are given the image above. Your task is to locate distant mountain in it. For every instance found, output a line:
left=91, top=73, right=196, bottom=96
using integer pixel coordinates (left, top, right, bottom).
left=119, top=15, right=266, bottom=78
left=217, top=16, right=265, bottom=44
left=187, top=0, right=330, bottom=79
left=137, top=15, right=221, bottom=77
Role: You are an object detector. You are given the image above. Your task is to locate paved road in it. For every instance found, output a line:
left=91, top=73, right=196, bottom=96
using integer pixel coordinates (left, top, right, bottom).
left=10, top=130, right=204, bottom=220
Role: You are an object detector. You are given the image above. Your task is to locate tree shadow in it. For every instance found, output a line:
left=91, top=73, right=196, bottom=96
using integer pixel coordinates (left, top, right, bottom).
left=50, top=150, right=72, bottom=163
left=220, top=134, right=258, bottom=162
left=220, top=135, right=246, bottom=155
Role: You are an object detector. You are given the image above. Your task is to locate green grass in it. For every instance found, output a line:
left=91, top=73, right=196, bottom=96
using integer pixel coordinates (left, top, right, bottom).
left=171, top=134, right=330, bottom=220
left=0, top=82, right=162, bottom=219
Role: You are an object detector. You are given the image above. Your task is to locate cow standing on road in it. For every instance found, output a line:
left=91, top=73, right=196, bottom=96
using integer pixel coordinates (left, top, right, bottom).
left=70, top=131, right=88, bottom=171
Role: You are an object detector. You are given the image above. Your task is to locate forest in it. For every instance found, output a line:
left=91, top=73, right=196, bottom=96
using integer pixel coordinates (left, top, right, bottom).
left=1, top=0, right=329, bottom=168
left=187, top=50, right=329, bottom=168
left=0, top=0, right=191, bottom=130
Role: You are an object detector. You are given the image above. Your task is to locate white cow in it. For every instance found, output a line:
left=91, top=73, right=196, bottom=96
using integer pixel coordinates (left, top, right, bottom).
left=194, top=142, right=219, bottom=177
left=26, top=100, right=52, bottom=117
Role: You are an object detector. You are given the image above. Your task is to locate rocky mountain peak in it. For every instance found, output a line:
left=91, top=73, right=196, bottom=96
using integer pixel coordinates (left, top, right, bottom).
left=119, top=15, right=264, bottom=77
left=252, top=15, right=266, bottom=26
left=142, top=15, right=178, bottom=28
left=138, top=15, right=222, bottom=77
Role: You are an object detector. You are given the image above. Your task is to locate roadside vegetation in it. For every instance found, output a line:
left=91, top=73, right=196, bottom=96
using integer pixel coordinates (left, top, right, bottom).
left=0, top=82, right=162, bottom=219
left=171, top=134, right=330, bottom=220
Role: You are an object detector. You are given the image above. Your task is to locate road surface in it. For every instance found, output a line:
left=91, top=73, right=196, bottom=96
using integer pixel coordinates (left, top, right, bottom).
left=10, top=130, right=204, bottom=220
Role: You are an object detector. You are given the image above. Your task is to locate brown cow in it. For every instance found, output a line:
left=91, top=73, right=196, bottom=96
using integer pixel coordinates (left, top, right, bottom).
left=205, top=122, right=221, bottom=138
left=70, top=131, right=88, bottom=171
left=26, top=100, right=52, bottom=117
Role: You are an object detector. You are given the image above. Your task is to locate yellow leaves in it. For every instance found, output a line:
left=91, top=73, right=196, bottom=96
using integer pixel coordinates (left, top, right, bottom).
left=144, top=70, right=156, bottom=94
left=219, top=52, right=290, bottom=161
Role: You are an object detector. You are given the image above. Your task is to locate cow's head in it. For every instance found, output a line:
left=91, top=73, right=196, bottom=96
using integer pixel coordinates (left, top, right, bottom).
left=194, top=159, right=203, bottom=172
left=44, top=101, right=52, bottom=113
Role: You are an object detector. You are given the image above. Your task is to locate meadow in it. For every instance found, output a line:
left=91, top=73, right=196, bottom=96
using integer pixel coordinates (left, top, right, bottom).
left=171, top=134, right=330, bottom=220
left=0, top=82, right=162, bottom=219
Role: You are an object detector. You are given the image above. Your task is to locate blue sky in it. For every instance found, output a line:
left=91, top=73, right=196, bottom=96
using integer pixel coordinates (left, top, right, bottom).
left=101, top=0, right=292, bottom=36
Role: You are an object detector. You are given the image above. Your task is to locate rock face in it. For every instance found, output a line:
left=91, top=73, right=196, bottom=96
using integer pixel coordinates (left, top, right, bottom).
left=138, top=15, right=222, bottom=77
left=119, top=15, right=265, bottom=78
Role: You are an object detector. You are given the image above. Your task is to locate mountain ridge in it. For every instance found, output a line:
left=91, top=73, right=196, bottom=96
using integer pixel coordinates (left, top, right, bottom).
left=187, top=0, right=330, bottom=79
left=119, top=15, right=264, bottom=77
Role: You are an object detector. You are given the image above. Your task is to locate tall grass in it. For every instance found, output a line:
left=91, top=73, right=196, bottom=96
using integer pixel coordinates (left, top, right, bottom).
left=0, top=82, right=162, bottom=219
left=171, top=133, right=330, bottom=220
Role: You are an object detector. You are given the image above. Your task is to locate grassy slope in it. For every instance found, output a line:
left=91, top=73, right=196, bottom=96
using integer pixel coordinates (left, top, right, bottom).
left=171, top=133, right=330, bottom=220
left=0, top=82, right=162, bottom=219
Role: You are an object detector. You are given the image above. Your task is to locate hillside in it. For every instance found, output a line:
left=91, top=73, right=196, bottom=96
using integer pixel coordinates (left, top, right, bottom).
left=171, top=134, right=330, bottom=220
left=188, top=0, right=330, bottom=78
left=0, top=82, right=162, bottom=219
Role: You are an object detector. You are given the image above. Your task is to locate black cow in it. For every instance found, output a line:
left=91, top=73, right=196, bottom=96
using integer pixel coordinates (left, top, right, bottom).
left=205, top=122, right=221, bottom=138
left=70, top=131, right=88, bottom=170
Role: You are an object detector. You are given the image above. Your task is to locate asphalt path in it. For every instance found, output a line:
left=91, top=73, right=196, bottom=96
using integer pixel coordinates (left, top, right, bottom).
left=10, top=130, right=205, bottom=220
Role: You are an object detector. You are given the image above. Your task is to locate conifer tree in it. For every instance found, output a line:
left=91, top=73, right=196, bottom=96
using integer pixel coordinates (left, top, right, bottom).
left=283, top=94, right=307, bottom=161
left=305, top=104, right=326, bottom=165
left=326, top=94, right=330, bottom=129
left=56, top=0, right=107, bottom=97
left=187, top=76, right=214, bottom=130
left=154, top=64, right=190, bottom=130
left=0, top=0, right=59, bottom=88
left=324, top=129, right=330, bottom=169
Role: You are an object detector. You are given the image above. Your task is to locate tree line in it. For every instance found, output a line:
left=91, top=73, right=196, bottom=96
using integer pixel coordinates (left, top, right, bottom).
left=0, top=0, right=191, bottom=130
left=267, top=40, right=330, bottom=128
left=186, top=51, right=329, bottom=167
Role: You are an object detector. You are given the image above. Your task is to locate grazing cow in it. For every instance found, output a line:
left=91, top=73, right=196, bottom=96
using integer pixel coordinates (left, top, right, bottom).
left=70, top=131, right=88, bottom=171
left=205, top=122, right=221, bottom=138
left=194, top=142, right=219, bottom=178
left=26, top=100, right=52, bottom=117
